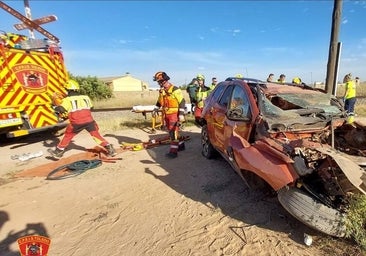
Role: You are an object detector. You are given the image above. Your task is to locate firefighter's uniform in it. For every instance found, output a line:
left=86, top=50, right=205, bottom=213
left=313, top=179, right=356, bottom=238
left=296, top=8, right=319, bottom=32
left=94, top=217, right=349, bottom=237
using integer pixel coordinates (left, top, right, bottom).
left=153, top=72, right=186, bottom=158
left=194, top=74, right=210, bottom=126
left=48, top=80, right=116, bottom=158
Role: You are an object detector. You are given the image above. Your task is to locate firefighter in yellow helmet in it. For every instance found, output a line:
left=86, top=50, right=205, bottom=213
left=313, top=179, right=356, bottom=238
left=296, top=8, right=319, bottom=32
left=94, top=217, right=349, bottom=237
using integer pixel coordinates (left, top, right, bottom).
left=65, top=79, right=80, bottom=90
left=48, top=79, right=117, bottom=159
left=194, top=74, right=210, bottom=126
left=292, top=77, right=302, bottom=85
left=51, top=79, right=79, bottom=108
left=153, top=71, right=186, bottom=158
left=343, top=73, right=356, bottom=124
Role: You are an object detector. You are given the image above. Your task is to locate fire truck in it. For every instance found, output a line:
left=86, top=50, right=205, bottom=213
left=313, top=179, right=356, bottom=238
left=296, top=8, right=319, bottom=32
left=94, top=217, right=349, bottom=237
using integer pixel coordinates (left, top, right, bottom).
left=0, top=1, right=68, bottom=138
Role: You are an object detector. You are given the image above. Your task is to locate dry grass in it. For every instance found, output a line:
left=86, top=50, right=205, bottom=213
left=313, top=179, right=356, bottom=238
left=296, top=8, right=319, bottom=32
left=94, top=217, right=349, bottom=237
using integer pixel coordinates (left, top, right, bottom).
left=93, top=91, right=191, bottom=109
left=93, top=90, right=195, bottom=132
left=95, top=110, right=197, bottom=133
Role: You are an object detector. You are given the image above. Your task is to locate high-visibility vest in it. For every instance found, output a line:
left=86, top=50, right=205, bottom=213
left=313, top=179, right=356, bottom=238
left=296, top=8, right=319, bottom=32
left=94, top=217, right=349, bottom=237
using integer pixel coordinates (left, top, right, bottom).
left=196, top=86, right=210, bottom=108
left=345, top=80, right=356, bottom=99
left=60, top=93, right=94, bottom=124
left=157, top=84, right=185, bottom=115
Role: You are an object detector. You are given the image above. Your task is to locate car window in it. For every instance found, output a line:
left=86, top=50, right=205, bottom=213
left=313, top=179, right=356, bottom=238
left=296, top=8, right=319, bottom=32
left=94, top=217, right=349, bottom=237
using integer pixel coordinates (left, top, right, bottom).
left=229, top=85, right=251, bottom=119
left=210, top=83, right=226, bottom=103
left=218, top=85, right=233, bottom=108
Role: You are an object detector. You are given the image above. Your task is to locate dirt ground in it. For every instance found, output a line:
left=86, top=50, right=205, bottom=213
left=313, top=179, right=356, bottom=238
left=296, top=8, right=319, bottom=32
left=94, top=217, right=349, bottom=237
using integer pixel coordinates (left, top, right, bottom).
left=0, top=119, right=362, bottom=255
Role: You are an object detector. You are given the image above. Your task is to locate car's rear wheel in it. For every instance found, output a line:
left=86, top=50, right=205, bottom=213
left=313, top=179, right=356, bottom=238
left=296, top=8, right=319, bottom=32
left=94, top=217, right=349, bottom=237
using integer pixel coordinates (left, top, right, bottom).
left=277, top=186, right=346, bottom=237
left=201, top=124, right=217, bottom=159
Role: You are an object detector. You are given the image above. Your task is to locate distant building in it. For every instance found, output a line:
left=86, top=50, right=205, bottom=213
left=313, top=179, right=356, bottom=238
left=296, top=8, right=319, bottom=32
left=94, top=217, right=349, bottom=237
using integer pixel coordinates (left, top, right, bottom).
left=99, top=72, right=149, bottom=92
left=313, top=81, right=325, bottom=89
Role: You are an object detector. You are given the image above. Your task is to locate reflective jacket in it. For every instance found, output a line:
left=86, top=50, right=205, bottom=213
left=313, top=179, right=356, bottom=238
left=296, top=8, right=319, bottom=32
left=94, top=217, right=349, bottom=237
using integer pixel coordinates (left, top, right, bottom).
left=196, top=86, right=210, bottom=108
left=59, top=91, right=94, bottom=124
left=345, top=80, right=356, bottom=99
left=156, top=84, right=186, bottom=115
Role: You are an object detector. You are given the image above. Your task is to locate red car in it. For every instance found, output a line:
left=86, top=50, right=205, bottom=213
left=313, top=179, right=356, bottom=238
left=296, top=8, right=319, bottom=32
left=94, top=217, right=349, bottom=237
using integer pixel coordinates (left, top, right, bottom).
left=200, top=77, right=366, bottom=237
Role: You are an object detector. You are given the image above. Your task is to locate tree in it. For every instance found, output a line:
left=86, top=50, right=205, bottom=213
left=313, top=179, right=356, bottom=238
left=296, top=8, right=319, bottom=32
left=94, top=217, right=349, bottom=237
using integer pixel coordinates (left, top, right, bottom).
left=68, top=73, right=113, bottom=100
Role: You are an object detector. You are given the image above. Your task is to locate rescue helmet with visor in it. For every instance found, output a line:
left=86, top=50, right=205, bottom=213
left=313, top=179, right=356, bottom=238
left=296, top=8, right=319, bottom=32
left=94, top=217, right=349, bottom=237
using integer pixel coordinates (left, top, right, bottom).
left=153, top=71, right=170, bottom=85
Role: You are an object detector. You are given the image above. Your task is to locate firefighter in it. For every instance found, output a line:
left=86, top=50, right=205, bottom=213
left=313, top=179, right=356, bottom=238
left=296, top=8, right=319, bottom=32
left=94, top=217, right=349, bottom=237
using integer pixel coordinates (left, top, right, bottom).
left=194, top=74, right=210, bottom=126
left=277, top=74, right=286, bottom=83
left=210, top=77, right=218, bottom=90
left=292, top=77, right=302, bottom=85
left=48, top=79, right=117, bottom=159
left=186, top=77, right=198, bottom=113
left=152, top=71, right=186, bottom=158
left=266, top=73, right=274, bottom=82
left=343, top=73, right=357, bottom=124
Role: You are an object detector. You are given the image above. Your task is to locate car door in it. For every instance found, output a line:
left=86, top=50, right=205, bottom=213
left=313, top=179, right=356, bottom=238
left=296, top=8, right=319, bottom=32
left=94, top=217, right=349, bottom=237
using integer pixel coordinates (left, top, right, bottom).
left=210, top=85, right=234, bottom=153
left=223, top=84, right=253, bottom=153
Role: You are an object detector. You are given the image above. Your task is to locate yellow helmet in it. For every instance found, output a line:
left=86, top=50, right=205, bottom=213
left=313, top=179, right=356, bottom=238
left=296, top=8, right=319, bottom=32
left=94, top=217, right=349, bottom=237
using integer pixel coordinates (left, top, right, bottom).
left=196, top=74, right=205, bottom=81
left=292, top=77, right=301, bottom=84
left=65, top=79, right=80, bottom=90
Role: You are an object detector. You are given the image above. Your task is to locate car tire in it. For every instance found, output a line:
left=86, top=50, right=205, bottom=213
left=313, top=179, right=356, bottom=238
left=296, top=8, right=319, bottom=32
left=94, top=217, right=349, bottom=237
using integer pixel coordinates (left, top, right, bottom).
left=201, top=124, right=217, bottom=159
left=277, top=187, right=346, bottom=237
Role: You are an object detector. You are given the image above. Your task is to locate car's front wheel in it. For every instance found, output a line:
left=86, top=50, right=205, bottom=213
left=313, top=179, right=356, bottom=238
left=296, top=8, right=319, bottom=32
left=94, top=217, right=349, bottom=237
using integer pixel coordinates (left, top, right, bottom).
left=277, top=186, right=346, bottom=237
left=201, top=124, right=217, bottom=159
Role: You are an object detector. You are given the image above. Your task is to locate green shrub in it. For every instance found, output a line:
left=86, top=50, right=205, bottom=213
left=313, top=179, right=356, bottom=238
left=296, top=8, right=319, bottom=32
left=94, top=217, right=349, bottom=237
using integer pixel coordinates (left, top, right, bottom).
left=69, top=73, right=113, bottom=100
left=345, top=194, right=366, bottom=251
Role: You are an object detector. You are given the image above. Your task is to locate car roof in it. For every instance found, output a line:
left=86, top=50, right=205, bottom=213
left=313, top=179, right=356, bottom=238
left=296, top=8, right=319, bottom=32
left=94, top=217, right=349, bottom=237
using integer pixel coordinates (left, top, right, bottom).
left=225, top=77, right=265, bottom=84
left=224, top=77, right=267, bottom=90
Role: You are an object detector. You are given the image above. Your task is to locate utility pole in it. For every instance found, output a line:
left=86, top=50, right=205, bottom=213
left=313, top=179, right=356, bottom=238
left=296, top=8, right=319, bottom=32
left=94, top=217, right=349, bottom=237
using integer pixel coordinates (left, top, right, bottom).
left=23, top=0, right=34, bottom=38
left=325, top=0, right=343, bottom=94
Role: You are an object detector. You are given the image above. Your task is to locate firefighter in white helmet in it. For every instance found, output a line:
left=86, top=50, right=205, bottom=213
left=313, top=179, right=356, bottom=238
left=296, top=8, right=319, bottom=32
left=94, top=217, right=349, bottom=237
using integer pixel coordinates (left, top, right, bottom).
left=48, top=79, right=117, bottom=158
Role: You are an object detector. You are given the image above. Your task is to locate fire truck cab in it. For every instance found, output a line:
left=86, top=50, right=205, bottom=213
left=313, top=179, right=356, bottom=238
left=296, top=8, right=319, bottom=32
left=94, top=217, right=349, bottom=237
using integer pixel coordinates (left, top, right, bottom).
left=0, top=31, right=68, bottom=138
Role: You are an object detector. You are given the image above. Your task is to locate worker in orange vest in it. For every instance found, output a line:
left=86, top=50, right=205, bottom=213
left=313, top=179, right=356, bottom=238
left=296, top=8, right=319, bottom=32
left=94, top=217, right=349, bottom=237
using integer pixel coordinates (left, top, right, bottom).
left=153, top=71, right=186, bottom=158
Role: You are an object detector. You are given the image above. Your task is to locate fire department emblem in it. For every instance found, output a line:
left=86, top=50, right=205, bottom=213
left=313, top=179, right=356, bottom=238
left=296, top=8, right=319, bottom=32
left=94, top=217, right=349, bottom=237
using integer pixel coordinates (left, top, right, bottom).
left=12, top=63, right=49, bottom=94
left=17, top=235, right=51, bottom=256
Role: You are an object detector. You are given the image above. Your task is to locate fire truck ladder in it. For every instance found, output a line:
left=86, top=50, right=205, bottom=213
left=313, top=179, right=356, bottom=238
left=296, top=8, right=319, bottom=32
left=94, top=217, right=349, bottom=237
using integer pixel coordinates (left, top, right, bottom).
left=48, top=44, right=67, bottom=82
left=0, top=40, right=13, bottom=88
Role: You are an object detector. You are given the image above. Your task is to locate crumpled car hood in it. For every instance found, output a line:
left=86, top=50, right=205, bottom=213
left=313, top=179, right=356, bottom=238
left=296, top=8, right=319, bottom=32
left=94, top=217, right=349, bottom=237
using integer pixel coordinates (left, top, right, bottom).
left=260, top=89, right=343, bottom=132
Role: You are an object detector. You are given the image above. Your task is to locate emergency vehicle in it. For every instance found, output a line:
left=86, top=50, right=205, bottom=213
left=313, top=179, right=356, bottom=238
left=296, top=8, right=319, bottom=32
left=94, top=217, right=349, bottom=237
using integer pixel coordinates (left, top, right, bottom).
left=0, top=1, right=68, bottom=138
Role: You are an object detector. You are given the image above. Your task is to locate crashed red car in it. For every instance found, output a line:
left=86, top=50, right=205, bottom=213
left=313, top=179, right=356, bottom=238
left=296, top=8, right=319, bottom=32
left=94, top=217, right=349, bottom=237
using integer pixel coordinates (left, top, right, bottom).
left=200, top=77, right=366, bottom=237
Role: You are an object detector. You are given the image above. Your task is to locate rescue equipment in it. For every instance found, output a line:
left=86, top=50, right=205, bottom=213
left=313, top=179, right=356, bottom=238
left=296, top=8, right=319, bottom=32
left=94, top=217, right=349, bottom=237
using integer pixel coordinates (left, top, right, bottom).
left=46, top=159, right=102, bottom=180
left=121, top=135, right=190, bottom=151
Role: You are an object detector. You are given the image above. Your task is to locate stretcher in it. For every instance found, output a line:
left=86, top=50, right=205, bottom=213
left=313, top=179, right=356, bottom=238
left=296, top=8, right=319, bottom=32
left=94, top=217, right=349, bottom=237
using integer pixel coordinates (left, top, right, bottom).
left=131, top=104, right=192, bottom=133
left=132, top=105, right=164, bottom=133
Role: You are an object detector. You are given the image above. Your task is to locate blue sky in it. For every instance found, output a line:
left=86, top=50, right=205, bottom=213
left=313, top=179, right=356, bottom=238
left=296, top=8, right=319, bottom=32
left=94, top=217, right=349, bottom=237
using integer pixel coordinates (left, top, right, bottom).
left=1, top=0, right=365, bottom=87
